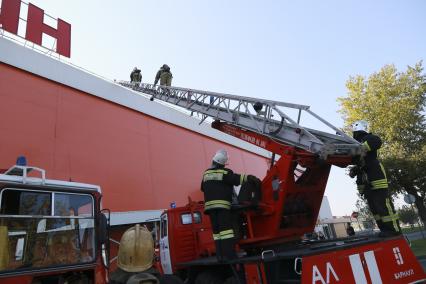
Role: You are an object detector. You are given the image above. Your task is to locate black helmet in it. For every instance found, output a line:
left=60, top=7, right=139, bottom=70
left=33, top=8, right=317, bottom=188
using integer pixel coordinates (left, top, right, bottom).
left=162, top=64, right=170, bottom=71
left=253, top=102, right=263, bottom=113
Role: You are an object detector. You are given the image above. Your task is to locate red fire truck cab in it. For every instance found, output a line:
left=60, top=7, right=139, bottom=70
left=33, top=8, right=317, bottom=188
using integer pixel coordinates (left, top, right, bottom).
left=0, top=163, right=110, bottom=284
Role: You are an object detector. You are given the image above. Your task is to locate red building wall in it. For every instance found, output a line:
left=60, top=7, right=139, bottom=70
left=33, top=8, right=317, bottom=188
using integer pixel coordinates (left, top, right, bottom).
left=0, top=63, right=268, bottom=212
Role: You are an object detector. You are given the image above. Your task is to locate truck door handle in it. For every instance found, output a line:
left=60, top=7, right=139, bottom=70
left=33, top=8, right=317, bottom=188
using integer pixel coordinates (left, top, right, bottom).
left=261, top=250, right=275, bottom=259
left=294, top=257, right=302, bottom=275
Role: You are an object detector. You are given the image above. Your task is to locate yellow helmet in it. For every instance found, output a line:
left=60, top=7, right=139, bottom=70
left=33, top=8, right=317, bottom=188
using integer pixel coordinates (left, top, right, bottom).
left=117, top=224, right=154, bottom=272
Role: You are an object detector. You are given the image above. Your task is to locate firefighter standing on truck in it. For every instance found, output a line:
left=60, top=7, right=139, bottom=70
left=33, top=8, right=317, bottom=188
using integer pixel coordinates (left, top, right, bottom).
left=349, top=120, right=401, bottom=237
left=201, top=149, right=247, bottom=262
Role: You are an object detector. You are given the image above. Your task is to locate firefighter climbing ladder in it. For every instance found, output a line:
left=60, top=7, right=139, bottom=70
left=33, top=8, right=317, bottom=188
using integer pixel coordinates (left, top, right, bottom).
left=119, top=81, right=362, bottom=158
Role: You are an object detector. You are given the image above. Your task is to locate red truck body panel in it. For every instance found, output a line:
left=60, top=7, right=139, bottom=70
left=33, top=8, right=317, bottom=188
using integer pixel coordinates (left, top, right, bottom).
left=301, top=237, right=426, bottom=284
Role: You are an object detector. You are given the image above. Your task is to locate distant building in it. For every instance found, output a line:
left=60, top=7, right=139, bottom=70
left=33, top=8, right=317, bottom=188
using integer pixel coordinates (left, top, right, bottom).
left=315, top=196, right=363, bottom=239
left=318, top=196, right=333, bottom=220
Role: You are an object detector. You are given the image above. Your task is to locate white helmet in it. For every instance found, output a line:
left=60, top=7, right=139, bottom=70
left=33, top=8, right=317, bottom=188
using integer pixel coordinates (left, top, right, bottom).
left=352, top=120, right=368, bottom=132
left=212, top=149, right=229, bottom=165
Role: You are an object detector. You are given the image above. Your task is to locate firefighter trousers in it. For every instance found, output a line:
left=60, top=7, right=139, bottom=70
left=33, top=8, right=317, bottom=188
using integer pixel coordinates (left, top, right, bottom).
left=208, top=209, right=237, bottom=261
left=365, top=189, right=400, bottom=234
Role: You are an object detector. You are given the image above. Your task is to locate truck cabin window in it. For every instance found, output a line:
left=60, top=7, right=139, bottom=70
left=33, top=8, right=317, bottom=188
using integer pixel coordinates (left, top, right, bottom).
left=181, top=212, right=201, bottom=225
left=0, top=189, right=95, bottom=272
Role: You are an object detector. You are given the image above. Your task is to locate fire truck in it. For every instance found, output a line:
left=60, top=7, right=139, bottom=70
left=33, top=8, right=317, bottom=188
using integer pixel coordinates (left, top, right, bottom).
left=121, top=82, right=426, bottom=284
left=0, top=160, right=110, bottom=284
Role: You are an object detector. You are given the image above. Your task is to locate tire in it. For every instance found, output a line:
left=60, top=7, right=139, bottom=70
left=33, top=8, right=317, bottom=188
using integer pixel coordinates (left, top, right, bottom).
left=159, top=274, right=185, bottom=284
left=194, top=271, right=223, bottom=284
left=224, top=276, right=240, bottom=284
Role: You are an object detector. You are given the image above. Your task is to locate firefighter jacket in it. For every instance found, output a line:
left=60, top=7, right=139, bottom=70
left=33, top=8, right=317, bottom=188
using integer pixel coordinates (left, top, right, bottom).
left=154, top=68, right=173, bottom=86
left=160, top=71, right=173, bottom=86
left=131, top=70, right=142, bottom=83
left=356, top=133, right=388, bottom=193
left=201, top=167, right=246, bottom=212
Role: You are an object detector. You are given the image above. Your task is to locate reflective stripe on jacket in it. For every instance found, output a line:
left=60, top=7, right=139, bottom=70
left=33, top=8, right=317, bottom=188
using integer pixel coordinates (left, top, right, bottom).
left=201, top=167, right=246, bottom=211
left=357, top=133, right=388, bottom=190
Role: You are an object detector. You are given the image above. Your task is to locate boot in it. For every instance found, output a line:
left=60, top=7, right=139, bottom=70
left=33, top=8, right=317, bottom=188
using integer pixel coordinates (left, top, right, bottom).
left=379, top=221, right=401, bottom=237
left=221, top=239, right=237, bottom=262
left=215, top=240, right=223, bottom=262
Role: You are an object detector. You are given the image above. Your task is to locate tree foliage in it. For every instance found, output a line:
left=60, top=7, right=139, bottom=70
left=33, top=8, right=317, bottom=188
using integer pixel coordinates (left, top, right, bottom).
left=338, top=61, right=426, bottom=222
left=355, top=196, right=376, bottom=230
left=339, top=62, right=425, bottom=156
left=385, top=154, right=426, bottom=201
left=355, top=196, right=373, bottom=220
left=398, top=205, right=418, bottom=226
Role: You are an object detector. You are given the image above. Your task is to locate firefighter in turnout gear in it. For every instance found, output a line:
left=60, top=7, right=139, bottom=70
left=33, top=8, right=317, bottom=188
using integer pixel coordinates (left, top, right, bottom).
left=201, top=149, right=247, bottom=261
left=349, top=120, right=401, bottom=237
left=154, top=64, right=173, bottom=86
left=130, top=67, right=142, bottom=86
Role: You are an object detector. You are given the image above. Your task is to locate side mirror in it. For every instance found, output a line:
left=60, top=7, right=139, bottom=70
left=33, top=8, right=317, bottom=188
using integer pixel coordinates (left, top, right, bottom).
left=98, top=210, right=110, bottom=269
left=98, top=212, right=108, bottom=243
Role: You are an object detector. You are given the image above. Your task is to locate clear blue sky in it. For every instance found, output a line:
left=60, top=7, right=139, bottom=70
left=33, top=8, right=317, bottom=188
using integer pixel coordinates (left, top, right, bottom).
left=28, top=0, right=426, bottom=216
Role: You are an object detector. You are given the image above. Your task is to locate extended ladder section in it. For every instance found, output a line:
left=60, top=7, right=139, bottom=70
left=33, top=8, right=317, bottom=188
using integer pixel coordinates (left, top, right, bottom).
left=119, top=81, right=362, bottom=158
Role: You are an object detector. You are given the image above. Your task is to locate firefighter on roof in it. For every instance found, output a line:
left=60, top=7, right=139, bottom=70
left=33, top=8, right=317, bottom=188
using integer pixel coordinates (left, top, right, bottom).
left=130, top=67, right=142, bottom=87
left=201, top=149, right=247, bottom=261
left=154, top=64, right=173, bottom=86
left=349, top=120, right=401, bottom=237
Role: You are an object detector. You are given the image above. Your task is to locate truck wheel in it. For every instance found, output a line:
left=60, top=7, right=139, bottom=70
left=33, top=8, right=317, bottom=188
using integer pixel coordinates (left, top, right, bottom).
left=158, top=274, right=184, bottom=284
left=194, top=271, right=222, bottom=284
left=224, top=276, right=239, bottom=284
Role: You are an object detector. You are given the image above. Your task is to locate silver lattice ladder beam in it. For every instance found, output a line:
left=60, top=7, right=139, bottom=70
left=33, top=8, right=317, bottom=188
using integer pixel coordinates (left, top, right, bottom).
left=119, top=81, right=362, bottom=158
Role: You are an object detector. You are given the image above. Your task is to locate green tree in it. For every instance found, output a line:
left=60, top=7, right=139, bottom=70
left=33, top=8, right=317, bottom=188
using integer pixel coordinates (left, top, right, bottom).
left=398, top=205, right=418, bottom=227
left=338, top=61, right=426, bottom=223
left=355, top=196, right=373, bottom=220
left=355, top=196, right=375, bottom=230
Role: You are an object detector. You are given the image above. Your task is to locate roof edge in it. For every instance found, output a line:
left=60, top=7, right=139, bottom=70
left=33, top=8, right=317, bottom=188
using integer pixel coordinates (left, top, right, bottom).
left=0, top=37, right=270, bottom=158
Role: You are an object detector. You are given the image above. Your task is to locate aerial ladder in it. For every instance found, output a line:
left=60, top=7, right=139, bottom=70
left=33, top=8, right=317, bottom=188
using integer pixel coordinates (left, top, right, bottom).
left=119, top=82, right=362, bottom=160
left=119, top=81, right=362, bottom=242
left=119, top=82, right=426, bottom=284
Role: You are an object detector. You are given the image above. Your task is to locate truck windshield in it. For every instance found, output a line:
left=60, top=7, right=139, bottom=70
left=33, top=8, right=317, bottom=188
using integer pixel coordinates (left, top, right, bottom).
left=0, top=189, right=95, bottom=272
